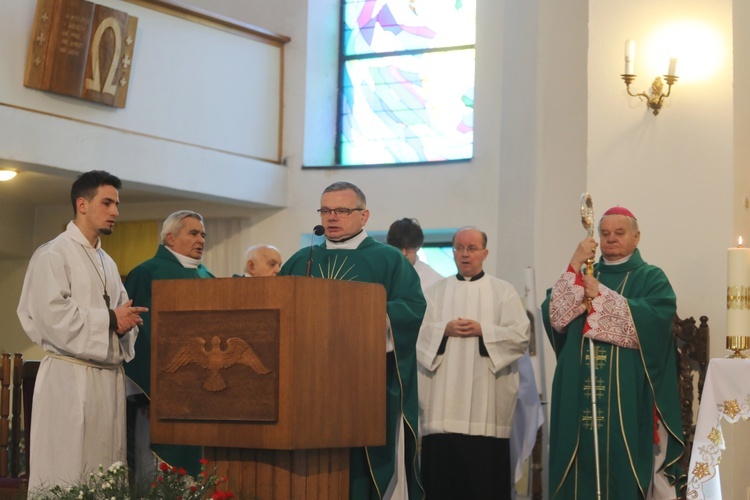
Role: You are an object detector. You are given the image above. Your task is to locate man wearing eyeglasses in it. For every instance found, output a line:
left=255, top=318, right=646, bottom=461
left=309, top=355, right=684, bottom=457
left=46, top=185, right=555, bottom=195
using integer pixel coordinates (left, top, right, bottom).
left=279, top=181, right=426, bottom=499
left=416, top=226, right=530, bottom=499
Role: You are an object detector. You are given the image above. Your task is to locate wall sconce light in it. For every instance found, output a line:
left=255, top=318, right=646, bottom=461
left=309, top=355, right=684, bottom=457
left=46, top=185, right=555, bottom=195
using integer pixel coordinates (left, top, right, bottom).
left=621, top=39, right=678, bottom=116
left=0, top=168, right=18, bottom=181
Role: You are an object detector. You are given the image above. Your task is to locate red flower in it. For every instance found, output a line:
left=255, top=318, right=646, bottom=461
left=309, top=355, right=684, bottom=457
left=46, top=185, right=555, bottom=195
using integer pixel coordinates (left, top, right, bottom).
left=190, top=486, right=198, bottom=493
left=178, top=467, right=187, bottom=476
left=157, top=476, right=164, bottom=482
left=199, top=458, right=210, bottom=465
left=159, top=462, right=170, bottom=472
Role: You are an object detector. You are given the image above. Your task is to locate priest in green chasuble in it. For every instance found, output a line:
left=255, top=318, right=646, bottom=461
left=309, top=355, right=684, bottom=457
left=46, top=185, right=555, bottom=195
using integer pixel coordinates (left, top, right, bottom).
left=279, top=182, right=426, bottom=499
left=124, top=210, right=214, bottom=477
left=541, top=206, right=685, bottom=499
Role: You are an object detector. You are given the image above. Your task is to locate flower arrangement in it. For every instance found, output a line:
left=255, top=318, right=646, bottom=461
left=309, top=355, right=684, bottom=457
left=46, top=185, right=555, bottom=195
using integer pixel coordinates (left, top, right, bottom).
left=32, top=458, right=235, bottom=499
left=149, top=459, right=234, bottom=500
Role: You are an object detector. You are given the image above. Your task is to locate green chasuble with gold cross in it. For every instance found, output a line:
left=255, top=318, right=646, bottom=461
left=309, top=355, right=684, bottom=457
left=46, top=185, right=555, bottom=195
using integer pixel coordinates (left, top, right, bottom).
left=541, top=249, right=685, bottom=499
left=279, top=236, right=426, bottom=499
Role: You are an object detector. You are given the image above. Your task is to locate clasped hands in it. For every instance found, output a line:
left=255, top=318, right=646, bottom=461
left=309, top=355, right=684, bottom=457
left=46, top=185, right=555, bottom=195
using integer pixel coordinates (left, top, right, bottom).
left=445, top=318, right=482, bottom=337
left=571, top=236, right=600, bottom=302
left=114, top=299, right=148, bottom=335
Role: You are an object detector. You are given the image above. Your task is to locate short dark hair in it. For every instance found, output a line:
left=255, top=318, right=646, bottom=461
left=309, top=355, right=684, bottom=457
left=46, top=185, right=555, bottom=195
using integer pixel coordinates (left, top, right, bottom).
left=70, top=170, right=122, bottom=215
left=387, top=218, right=424, bottom=250
left=322, top=181, right=367, bottom=208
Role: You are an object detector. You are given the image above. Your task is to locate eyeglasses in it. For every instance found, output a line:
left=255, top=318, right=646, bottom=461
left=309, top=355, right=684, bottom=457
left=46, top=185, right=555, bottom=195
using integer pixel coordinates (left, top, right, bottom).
left=452, top=246, right=485, bottom=254
left=317, top=208, right=365, bottom=217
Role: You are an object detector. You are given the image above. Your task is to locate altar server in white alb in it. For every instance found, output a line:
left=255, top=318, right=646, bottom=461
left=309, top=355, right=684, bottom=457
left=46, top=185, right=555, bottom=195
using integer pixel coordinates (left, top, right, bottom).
left=17, top=170, right=147, bottom=493
left=417, top=226, right=530, bottom=499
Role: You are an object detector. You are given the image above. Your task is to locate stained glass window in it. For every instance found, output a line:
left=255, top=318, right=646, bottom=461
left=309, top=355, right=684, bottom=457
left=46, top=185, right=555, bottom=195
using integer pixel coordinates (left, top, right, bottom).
left=338, top=0, right=476, bottom=166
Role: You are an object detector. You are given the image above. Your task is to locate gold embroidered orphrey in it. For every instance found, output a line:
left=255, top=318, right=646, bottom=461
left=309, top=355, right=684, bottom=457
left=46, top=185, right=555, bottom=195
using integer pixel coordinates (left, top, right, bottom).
left=318, top=254, right=358, bottom=281
left=163, top=336, right=272, bottom=392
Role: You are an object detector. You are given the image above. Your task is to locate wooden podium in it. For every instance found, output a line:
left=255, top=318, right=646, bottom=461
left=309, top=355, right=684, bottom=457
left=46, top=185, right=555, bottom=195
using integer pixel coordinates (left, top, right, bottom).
left=150, top=277, right=387, bottom=499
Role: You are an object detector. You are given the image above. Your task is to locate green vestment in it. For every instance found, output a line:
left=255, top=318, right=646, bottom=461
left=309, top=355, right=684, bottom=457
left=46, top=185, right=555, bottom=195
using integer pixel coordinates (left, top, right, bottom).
left=124, top=244, right=214, bottom=475
left=279, top=236, right=426, bottom=499
left=541, top=249, right=685, bottom=499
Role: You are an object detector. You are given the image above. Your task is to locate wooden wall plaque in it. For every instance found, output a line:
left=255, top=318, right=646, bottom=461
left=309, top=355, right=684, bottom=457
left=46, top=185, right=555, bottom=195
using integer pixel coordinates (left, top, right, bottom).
left=24, top=0, right=138, bottom=108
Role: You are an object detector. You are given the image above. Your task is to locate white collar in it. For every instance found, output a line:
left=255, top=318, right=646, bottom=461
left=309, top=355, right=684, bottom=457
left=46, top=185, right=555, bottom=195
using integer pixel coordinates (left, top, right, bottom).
left=603, top=254, right=632, bottom=265
left=67, top=221, right=101, bottom=250
left=325, top=230, right=368, bottom=250
left=165, top=245, right=202, bottom=269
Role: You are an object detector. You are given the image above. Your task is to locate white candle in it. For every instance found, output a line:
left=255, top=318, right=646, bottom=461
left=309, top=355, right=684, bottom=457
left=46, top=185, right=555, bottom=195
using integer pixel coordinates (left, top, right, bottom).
left=727, top=236, right=750, bottom=337
left=624, top=39, right=635, bottom=75
left=667, top=57, right=678, bottom=77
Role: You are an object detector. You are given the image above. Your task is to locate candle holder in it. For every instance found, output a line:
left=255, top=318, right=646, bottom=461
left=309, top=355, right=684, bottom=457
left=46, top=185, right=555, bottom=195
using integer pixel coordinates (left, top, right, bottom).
left=726, top=336, right=750, bottom=358
left=621, top=74, right=678, bottom=116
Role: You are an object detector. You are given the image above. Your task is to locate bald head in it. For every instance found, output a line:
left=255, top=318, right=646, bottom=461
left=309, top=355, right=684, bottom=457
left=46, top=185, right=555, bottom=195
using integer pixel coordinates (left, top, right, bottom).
left=452, top=226, right=489, bottom=278
left=244, top=244, right=282, bottom=277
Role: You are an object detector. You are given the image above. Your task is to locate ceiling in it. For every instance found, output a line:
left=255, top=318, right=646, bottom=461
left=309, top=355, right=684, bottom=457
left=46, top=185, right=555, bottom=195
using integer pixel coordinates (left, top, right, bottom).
left=0, top=168, right=196, bottom=209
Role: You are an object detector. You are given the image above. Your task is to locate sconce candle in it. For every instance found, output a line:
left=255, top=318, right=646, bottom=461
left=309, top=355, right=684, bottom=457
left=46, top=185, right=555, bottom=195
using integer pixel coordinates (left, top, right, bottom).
left=621, top=42, right=678, bottom=115
left=727, top=236, right=750, bottom=337
left=667, top=57, right=678, bottom=77
left=624, top=39, right=635, bottom=74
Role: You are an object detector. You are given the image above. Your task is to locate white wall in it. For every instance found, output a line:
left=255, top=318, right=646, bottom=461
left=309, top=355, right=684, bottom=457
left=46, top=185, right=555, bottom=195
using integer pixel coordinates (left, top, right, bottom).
left=183, top=0, right=529, bottom=287
left=588, top=0, right=734, bottom=359
left=0, top=199, right=36, bottom=258
left=0, top=0, right=288, bottom=208
left=735, top=0, right=750, bottom=244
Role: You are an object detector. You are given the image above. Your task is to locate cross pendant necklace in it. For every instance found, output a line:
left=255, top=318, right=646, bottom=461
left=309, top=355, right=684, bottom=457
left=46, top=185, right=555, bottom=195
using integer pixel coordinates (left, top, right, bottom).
left=81, top=244, right=110, bottom=308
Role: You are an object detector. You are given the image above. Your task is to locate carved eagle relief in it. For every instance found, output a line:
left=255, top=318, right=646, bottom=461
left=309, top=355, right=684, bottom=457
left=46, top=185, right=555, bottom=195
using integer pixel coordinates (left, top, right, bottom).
left=163, top=336, right=272, bottom=392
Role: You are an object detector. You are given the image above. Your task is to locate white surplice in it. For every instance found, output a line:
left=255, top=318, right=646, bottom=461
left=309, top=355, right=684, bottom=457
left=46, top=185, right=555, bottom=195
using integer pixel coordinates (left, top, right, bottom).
left=17, top=221, right=137, bottom=492
left=417, top=274, right=530, bottom=438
